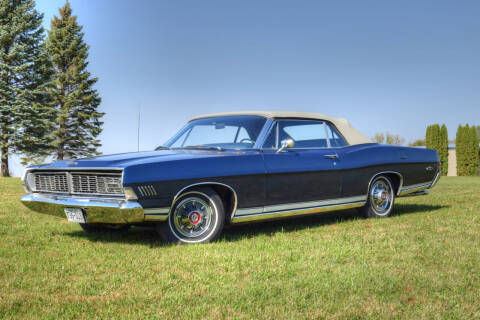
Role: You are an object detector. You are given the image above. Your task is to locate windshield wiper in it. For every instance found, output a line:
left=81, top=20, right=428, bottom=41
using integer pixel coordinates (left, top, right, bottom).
left=155, top=145, right=170, bottom=150
left=183, top=145, right=224, bottom=151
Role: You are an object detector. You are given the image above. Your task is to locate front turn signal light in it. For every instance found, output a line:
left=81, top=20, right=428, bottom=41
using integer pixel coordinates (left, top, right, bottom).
left=123, top=187, right=138, bottom=201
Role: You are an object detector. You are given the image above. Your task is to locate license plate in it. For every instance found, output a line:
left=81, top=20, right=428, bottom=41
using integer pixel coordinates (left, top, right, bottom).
left=64, top=208, right=86, bottom=223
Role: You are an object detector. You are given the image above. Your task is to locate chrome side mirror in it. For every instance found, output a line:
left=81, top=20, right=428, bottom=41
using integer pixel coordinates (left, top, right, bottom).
left=277, top=139, right=294, bottom=153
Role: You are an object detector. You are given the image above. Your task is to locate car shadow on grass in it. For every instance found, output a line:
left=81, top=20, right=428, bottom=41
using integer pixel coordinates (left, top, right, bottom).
left=222, top=202, right=447, bottom=242
left=63, top=226, right=167, bottom=247
left=62, top=203, right=446, bottom=245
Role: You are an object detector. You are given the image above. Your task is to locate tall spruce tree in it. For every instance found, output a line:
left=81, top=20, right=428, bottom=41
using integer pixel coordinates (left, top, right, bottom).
left=46, top=2, right=103, bottom=160
left=0, top=0, right=52, bottom=176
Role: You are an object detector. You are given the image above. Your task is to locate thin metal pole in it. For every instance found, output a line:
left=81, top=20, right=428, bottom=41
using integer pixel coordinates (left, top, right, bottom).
left=137, top=103, right=141, bottom=152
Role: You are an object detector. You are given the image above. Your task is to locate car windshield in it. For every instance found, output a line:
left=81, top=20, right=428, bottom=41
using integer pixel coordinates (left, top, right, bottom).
left=163, top=115, right=267, bottom=149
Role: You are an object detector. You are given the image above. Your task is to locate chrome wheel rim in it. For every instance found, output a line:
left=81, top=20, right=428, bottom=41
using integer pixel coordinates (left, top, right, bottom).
left=172, top=197, right=213, bottom=238
left=370, top=179, right=392, bottom=215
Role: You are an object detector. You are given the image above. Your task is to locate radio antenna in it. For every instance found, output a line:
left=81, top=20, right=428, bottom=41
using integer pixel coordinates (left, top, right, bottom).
left=137, top=103, right=141, bottom=152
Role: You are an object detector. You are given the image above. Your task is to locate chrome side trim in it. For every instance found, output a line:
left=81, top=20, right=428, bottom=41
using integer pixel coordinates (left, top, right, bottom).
left=402, top=190, right=429, bottom=197
left=171, top=182, right=238, bottom=220
left=262, top=195, right=366, bottom=213
left=144, top=207, right=170, bottom=214
left=367, top=171, right=404, bottom=196
left=231, top=200, right=365, bottom=224
left=235, top=196, right=367, bottom=218
left=143, top=207, right=169, bottom=222
left=398, top=182, right=431, bottom=196
left=236, top=207, right=263, bottom=216
left=25, top=167, right=125, bottom=171
left=144, top=214, right=168, bottom=222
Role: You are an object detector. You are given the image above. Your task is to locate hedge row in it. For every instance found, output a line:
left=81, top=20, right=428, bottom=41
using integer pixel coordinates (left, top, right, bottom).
left=426, top=124, right=448, bottom=176
left=456, top=124, right=479, bottom=176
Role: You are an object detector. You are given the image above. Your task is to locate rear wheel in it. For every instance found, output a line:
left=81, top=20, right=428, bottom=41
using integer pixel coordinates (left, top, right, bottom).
left=156, top=187, right=225, bottom=244
left=79, top=223, right=130, bottom=233
left=359, top=175, right=395, bottom=218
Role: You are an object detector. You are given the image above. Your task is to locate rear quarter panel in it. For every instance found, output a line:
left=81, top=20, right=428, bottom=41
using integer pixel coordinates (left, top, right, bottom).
left=338, top=144, right=439, bottom=197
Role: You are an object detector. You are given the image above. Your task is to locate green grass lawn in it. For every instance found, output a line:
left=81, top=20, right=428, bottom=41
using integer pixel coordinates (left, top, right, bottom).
left=0, top=177, right=479, bottom=319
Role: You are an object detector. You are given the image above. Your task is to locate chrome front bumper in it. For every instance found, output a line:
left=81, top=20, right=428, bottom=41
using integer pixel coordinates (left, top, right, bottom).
left=20, top=193, right=145, bottom=224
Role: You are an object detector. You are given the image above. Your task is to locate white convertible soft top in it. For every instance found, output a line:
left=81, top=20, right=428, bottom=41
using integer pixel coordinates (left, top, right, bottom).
left=189, top=111, right=373, bottom=146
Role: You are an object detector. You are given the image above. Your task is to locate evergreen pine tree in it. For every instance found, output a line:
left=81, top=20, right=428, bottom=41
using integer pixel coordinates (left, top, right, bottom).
left=472, top=126, right=480, bottom=176
left=466, top=125, right=478, bottom=176
left=465, top=124, right=473, bottom=175
left=461, top=125, right=468, bottom=176
left=0, top=0, right=52, bottom=176
left=456, top=125, right=464, bottom=176
left=433, top=124, right=441, bottom=153
left=426, top=124, right=447, bottom=174
left=440, top=124, right=448, bottom=176
left=46, top=1, right=103, bottom=160
left=425, top=125, right=432, bottom=149
left=425, top=126, right=432, bottom=149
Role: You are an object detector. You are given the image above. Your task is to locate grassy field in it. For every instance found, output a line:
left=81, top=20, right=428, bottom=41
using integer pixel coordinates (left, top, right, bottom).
left=0, top=177, right=479, bottom=319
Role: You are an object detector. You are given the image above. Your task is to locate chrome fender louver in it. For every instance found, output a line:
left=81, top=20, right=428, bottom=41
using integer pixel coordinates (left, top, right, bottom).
left=137, top=185, right=158, bottom=197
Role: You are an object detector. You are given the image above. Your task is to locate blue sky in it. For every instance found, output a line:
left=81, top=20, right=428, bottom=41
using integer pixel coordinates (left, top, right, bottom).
left=9, top=0, right=480, bottom=176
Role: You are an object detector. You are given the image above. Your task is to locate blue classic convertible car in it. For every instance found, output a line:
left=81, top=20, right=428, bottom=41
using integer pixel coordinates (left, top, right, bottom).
left=20, top=111, right=440, bottom=243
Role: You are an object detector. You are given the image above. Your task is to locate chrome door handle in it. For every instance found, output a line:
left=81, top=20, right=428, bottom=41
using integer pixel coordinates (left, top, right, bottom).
left=324, top=154, right=338, bottom=159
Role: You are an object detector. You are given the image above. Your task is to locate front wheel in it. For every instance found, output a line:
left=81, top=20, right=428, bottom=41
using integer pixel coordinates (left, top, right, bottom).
left=156, top=187, right=225, bottom=244
left=358, top=175, right=395, bottom=218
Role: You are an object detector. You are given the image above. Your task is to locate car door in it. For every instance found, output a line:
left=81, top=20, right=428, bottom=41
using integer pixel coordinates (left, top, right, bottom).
left=261, top=119, right=342, bottom=208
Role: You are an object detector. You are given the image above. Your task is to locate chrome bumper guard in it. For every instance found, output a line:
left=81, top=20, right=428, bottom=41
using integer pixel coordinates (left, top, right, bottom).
left=430, top=170, right=441, bottom=189
left=20, top=193, right=145, bottom=224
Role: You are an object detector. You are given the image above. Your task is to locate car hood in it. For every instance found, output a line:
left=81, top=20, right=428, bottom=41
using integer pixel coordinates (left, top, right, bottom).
left=32, top=149, right=251, bottom=169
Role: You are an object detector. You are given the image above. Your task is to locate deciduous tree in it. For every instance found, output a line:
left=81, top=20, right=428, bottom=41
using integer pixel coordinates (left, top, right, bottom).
left=408, top=139, right=426, bottom=147
left=373, top=132, right=405, bottom=145
left=373, top=133, right=385, bottom=144
left=385, top=133, right=405, bottom=146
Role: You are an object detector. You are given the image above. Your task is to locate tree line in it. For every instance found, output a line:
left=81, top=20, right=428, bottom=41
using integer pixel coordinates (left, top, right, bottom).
left=0, top=0, right=102, bottom=177
left=374, top=124, right=479, bottom=176
left=426, top=124, right=479, bottom=176
left=455, top=125, right=479, bottom=176
left=373, top=132, right=405, bottom=145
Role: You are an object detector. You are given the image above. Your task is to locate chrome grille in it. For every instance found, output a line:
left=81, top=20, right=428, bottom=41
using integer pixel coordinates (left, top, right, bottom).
left=31, top=171, right=123, bottom=196
left=34, top=173, right=68, bottom=193
left=71, top=174, right=123, bottom=195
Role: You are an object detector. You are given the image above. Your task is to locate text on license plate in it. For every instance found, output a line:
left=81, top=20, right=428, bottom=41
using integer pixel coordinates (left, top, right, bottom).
left=64, top=208, right=85, bottom=223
